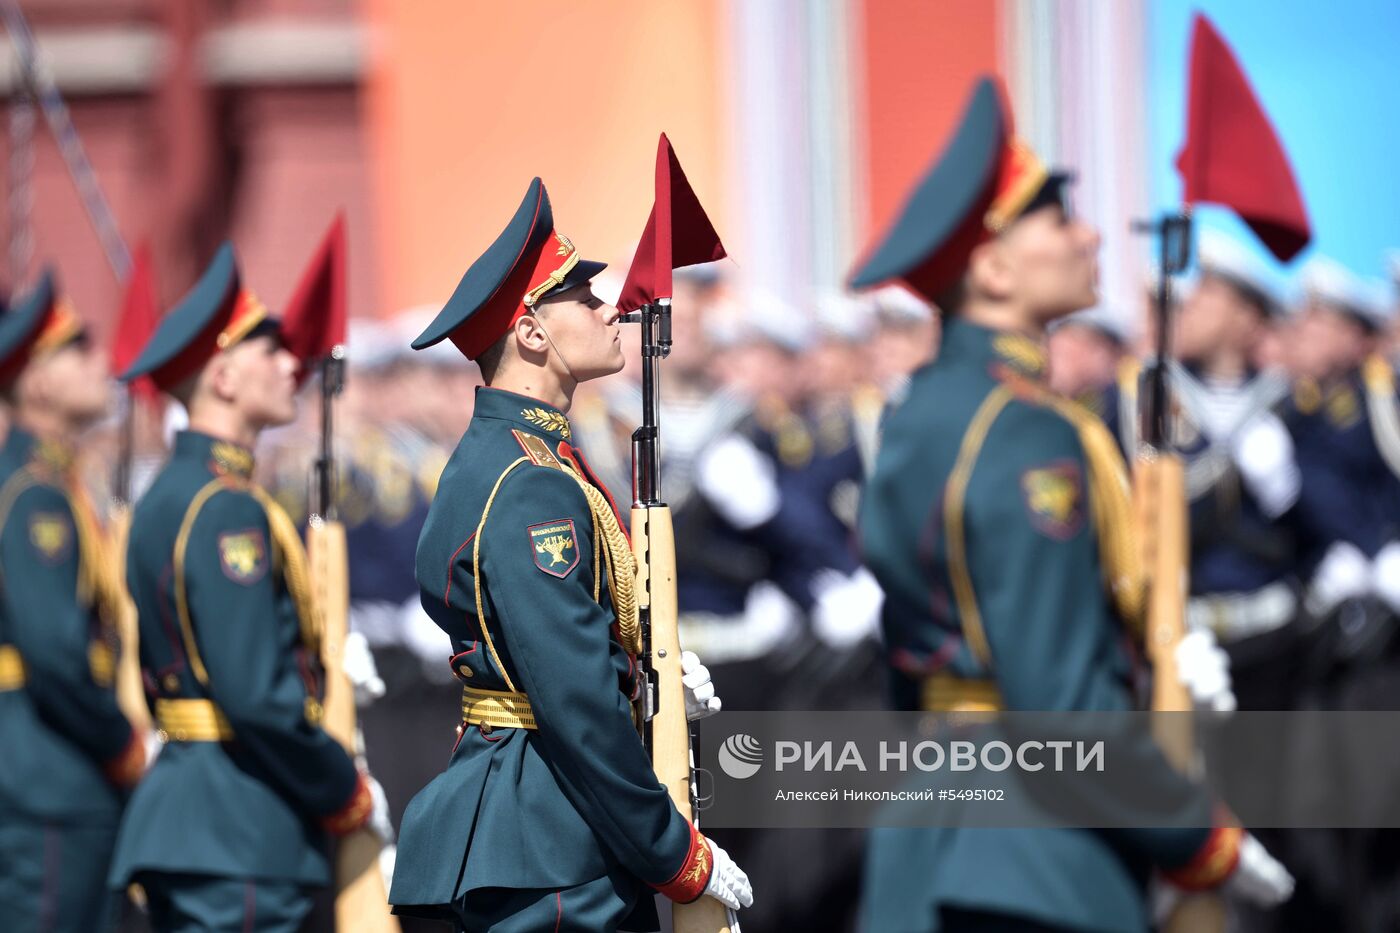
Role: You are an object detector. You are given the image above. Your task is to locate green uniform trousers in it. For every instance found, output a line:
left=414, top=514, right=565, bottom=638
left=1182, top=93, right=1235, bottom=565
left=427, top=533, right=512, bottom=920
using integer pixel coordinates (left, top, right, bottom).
left=450, top=871, right=647, bottom=932
left=939, top=906, right=1077, bottom=932
left=137, top=871, right=312, bottom=933
left=0, top=818, right=120, bottom=932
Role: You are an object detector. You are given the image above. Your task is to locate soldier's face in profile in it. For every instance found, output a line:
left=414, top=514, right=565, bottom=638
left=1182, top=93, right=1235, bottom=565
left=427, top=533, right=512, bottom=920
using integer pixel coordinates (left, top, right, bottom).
left=535, top=284, right=625, bottom=382
left=998, top=204, right=1101, bottom=323
left=1297, top=303, right=1372, bottom=376
left=31, top=341, right=111, bottom=426
left=221, top=334, right=300, bottom=429
left=1047, top=323, right=1121, bottom=398
left=1175, top=276, right=1260, bottom=363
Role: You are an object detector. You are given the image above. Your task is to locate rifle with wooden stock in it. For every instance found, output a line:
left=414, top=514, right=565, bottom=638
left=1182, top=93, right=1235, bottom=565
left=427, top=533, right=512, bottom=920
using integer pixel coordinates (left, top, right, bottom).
left=109, top=392, right=151, bottom=737
left=306, top=349, right=401, bottom=933
left=627, top=297, right=734, bottom=933
left=109, top=248, right=160, bottom=740
left=619, top=132, right=733, bottom=933
left=283, top=214, right=398, bottom=932
left=1132, top=212, right=1224, bottom=933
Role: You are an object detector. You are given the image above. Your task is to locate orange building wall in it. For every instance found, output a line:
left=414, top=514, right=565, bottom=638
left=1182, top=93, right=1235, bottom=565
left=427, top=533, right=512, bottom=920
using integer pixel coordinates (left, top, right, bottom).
left=854, top=0, right=1002, bottom=254
left=361, top=0, right=726, bottom=316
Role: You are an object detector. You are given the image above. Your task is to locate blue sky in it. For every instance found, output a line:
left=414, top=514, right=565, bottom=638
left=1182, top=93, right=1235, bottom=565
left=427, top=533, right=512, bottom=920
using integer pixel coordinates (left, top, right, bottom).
left=1148, top=0, right=1400, bottom=286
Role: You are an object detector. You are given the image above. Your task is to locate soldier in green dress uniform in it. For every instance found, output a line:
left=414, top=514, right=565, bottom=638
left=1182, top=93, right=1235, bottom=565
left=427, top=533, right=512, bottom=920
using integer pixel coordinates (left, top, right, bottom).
left=388, top=177, right=751, bottom=931
left=106, top=243, right=390, bottom=932
left=851, top=78, right=1295, bottom=933
left=0, top=270, right=147, bottom=932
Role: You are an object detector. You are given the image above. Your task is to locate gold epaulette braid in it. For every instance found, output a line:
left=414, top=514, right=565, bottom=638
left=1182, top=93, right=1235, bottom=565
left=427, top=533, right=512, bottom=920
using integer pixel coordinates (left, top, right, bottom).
left=251, top=486, right=323, bottom=659
left=507, top=430, right=640, bottom=653
left=1043, top=394, right=1145, bottom=627
left=0, top=468, right=124, bottom=626
left=174, top=480, right=325, bottom=697
left=567, top=473, right=640, bottom=654
left=0, top=644, right=26, bottom=691
left=468, top=433, right=643, bottom=706
left=68, top=481, right=125, bottom=637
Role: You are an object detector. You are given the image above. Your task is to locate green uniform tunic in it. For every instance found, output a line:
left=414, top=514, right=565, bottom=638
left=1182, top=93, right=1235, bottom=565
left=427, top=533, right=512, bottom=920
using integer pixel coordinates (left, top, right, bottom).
left=391, top=387, right=709, bottom=931
left=0, top=428, right=140, bottom=932
left=858, top=318, right=1237, bottom=933
left=108, top=430, right=368, bottom=924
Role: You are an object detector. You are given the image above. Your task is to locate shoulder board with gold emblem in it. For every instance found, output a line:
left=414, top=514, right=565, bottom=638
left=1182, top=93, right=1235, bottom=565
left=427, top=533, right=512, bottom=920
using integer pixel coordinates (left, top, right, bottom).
left=512, top=429, right=567, bottom=471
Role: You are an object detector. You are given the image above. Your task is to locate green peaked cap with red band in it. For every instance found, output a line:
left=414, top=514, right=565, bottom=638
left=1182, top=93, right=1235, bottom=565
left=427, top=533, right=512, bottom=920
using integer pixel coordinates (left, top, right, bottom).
left=412, top=178, right=606, bottom=361
left=849, top=77, right=1070, bottom=301
left=119, top=242, right=276, bottom=392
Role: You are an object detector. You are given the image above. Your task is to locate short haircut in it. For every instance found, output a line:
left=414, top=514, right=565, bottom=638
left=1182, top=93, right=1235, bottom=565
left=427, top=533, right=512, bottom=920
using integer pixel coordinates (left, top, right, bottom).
left=475, top=330, right=509, bottom=384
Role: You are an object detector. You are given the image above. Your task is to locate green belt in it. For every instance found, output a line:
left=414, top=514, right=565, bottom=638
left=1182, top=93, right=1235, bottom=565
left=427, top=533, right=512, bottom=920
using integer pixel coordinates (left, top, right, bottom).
left=0, top=645, right=25, bottom=692
left=461, top=686, right=537, bottom=731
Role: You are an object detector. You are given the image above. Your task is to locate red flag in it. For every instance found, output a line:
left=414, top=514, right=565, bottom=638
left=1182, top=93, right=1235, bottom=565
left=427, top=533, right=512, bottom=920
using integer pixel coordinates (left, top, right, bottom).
left=1175, top=13, right=1310, bottom=262
left=112, top=243, right=160, bottom=403
left=617, top=134, right=726, bottom=313
left=281, top=213, right=348, bottom=385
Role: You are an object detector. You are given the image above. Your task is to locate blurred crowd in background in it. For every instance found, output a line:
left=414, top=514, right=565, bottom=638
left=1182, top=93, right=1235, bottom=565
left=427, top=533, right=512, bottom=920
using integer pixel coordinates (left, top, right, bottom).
left=13, top=237, right=1395, bottom=931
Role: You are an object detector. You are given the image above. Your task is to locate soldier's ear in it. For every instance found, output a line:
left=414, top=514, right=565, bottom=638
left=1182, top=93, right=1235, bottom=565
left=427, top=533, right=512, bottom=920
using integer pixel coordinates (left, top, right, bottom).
left=205, top=352, right=241, bottom=404
left=12, top=358, right=44, bottom=410
left=512, top=313, right=552, bottom=359
left=967, top=239, right=1014, bottom=302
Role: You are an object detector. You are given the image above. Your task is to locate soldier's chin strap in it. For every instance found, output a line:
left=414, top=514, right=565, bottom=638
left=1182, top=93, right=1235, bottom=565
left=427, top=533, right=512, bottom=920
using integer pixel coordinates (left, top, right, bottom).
left=530, top=311, right=581, bottom=386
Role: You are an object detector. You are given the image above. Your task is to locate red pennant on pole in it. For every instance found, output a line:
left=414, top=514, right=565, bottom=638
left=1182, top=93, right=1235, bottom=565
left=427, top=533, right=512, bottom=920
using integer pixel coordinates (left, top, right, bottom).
left=617, top=134, right=726, bottom=314
left=280, top=213, right=348, bottom=386
left=1175, top=13, right=1310, bottom=262
left=111, top=242, right=160, bottom=403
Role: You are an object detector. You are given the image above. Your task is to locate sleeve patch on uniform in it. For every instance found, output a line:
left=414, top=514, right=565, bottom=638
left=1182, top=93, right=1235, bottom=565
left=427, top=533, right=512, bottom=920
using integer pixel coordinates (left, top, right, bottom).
left=1020, top=462, right=1084, bottom=540
left=528, top=519, right=580, bottom=578
left=29, top=512, right=72, bottom=562
left=218, top=528, right=268, bottom=584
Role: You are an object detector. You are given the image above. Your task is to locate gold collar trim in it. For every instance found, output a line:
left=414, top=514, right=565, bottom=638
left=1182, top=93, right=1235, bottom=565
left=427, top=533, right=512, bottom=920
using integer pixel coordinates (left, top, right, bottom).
left=210, top=441, right=255, bottom=478
left=993, top=333, right=1047, bottom=379
left=521, top=406, right=571, bottom=438
left=32, top=439, right=75, bottom=474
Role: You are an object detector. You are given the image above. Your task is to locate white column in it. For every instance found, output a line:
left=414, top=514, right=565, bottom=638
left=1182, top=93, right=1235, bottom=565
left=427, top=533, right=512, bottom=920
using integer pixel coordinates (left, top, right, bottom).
left=1000, top=0, right=1150, bottom=332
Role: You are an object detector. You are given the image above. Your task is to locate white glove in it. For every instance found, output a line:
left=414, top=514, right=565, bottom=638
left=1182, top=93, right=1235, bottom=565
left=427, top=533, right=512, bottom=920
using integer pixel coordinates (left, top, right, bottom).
left=365, top=772, right=396, bottom=846
left=143, top=728, right=164, bottom=767
left=682, top=650, right=721, bottom=721
left=696, top=435, right=780, bottom=531
left=398, top=596, right=456, bottom=683
left=1306, top=541, right=1373, bottom=616
left=1229, top=414, right=1300, bottom=519
left=702, top=838, right=753, bottom=911
left=1373, top=542, right=1400, bottom=615
left=1225, top=833, right=1295, bottom=907
left=343, top=631, right=386, bottom=705
left=1174, top=629, right=1236, bottom=713
left=812, top=567, right=885, bottom=650
left=378, top=843, right=398, bottom=892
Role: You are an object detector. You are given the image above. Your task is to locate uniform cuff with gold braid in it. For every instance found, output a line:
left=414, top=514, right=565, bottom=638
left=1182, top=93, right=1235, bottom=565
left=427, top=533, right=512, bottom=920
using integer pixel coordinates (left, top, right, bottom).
left=653, top=825, right=713, bottom=904
left=1164, top=819, right=1244, bottom=890
left=321, top=772, right=374, bottom=836
left=102, top=727, right=147, bottom=789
